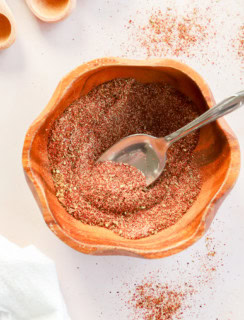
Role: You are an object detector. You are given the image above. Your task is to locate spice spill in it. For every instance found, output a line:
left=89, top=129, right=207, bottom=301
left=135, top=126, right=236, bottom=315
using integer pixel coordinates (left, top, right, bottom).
left=118, top=222, right=227, bottom=319
left=121, top=1, right=244, bottom=82
left=129, top=281, right=189, bottom=320
left=124, top=7, right=214, bottom=58
left=236, top=25, right=244, bottom=64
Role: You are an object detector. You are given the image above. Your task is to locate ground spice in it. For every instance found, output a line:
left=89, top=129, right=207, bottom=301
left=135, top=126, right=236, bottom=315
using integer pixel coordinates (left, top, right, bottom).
left=48, top=78, right=202, bottom=239
left=122, top=1, right=243, bottom=82
left=119, top=222, right=226, bottom=319
left=129, top=281, right=188, bottom=320
left=236, top=25, right=244, bottom=64
left=83, top=161, right=147, bottom=214
left=123, top=7, right=215, bottom=58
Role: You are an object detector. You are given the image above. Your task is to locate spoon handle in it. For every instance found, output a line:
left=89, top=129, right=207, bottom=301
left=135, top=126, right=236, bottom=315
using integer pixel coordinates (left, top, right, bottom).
left=164, top=91, right=244, bottom=145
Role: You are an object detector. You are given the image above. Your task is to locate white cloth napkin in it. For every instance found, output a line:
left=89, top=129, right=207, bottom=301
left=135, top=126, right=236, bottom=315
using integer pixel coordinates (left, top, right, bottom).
left=0, top=236, right=70, bottom=320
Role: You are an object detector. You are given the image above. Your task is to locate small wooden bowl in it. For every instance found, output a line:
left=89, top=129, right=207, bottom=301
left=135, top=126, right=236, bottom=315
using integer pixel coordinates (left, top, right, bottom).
left=25, top=0, right=76, bottom=23
left=0, top=0, right=16, bottom=50
left=22, top=58, right=240, bottom=259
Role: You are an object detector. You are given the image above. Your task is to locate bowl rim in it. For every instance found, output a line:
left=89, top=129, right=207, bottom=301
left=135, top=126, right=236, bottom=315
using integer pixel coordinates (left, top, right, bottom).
left=22, top=57, right=240, bottom=258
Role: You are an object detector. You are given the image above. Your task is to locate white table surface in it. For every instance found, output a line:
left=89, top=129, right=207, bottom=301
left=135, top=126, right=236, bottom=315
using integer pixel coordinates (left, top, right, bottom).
left=0, top=0, right=243, bottom=319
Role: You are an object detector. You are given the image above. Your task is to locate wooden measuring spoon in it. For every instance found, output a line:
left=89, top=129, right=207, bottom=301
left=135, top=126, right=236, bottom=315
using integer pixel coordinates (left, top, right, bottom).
left=0, top=0, right=16, bottom=50
left=25, top=0, right=76, bottom=23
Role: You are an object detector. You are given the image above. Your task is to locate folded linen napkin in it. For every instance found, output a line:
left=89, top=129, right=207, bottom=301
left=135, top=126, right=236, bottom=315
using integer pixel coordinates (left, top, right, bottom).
left=0, top=236, right=70, bottom=320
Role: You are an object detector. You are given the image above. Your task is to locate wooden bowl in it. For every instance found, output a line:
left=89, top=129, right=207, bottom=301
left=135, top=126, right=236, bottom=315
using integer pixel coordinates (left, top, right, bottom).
left=0, top=0, right=16, bottom=50
left=25, top=0, right=76, bottom=23
left=22, top=58, right=240, bottom=259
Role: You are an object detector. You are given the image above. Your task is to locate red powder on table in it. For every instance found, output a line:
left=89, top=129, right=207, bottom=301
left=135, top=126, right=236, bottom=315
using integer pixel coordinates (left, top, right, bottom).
left=119, top=224, right=227, bottom=319
left=130, top=281, right=187, bottom=320
left=48, top=78, right=202, bottom=239
left=237, top=25, right=244, bottom=64
left=123, top=7, right=215, bottom=58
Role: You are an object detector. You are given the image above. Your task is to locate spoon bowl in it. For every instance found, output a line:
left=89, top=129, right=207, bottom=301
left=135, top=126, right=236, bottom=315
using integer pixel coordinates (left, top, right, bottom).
left=98, top=134, right=168, bottom=186
left=0, top=0, right=16, bottom=50
left=98, top=91, right=244, bottom=186
left=25, top=0, right=76, bottom=22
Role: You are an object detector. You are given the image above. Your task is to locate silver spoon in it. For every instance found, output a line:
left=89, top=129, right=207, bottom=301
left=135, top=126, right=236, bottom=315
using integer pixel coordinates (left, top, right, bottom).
left=98, top=91, right=244, bottom=186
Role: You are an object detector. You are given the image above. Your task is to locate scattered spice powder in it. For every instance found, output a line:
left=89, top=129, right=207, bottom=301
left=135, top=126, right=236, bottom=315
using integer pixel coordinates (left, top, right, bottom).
left=236, top=25, right=244, bottom=64
left=48, top=78, right=202, bottom=239
left=124, top=7, right=215, bottom=58
left=119, top=224, right=227, bottom=319
left=129, top=281, right=188, bottom=320
left=122, top=2, right=243, bottom=80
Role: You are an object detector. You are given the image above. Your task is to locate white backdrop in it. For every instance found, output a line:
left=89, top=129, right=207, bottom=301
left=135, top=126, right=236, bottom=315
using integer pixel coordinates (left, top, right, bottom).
left=0, top=0, right=243, bottom=319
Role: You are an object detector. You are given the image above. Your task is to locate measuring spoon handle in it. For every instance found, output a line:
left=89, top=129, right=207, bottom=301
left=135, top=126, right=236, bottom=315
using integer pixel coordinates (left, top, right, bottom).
left=164, top=90, right=244, bottom=145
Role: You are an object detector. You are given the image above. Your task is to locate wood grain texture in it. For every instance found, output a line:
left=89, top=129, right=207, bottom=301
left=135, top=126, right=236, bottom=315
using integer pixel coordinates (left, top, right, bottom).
left=22, top=58, right=240, bottom=259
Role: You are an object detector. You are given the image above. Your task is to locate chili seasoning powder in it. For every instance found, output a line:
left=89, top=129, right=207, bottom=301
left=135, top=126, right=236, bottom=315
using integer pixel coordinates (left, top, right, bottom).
left=47, top=78, right=202, bottom=239
left=129, top=281, right=187, bottom=320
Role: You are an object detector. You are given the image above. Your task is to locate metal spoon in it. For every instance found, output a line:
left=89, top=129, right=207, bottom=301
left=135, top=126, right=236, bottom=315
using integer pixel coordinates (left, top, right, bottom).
left=98, top=91, right=244, bottom=186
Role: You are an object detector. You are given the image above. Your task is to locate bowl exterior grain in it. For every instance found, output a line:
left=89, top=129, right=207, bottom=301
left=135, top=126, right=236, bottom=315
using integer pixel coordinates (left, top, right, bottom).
left=22, top=58, right=240, bottom=258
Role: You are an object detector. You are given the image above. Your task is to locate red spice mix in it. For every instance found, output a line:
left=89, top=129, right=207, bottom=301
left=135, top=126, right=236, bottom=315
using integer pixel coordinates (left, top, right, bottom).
left=237, top=25, right=244, bottom=64
left=129, top=281, right=189, bottom=320
left=123, top=2, right=243, bottom=76
left=124, top=7, right=215, bottom=58
left=120, top=225, right=226, bottom=319
left=48, top=78, right=202, bottom=239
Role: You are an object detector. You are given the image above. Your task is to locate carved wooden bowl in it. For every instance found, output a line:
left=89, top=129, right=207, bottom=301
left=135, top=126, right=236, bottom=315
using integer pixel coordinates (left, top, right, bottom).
left=25, top=0, right=76, bottom=23
left=22, top=58, right=240, bottom=258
